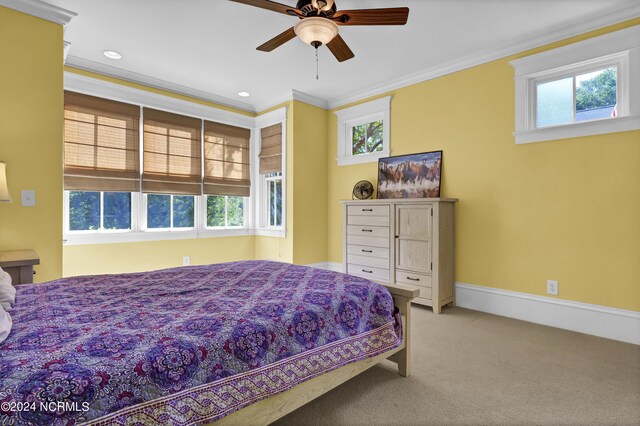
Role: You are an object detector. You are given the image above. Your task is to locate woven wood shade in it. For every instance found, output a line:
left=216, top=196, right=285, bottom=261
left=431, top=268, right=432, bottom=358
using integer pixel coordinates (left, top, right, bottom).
left=142, top=108, right=202, bottom=195
left=203, top=121, right=251, bottom=197
left=259, top=123, right=282, bottom=174
left=64, top=91, right=140, bottom=192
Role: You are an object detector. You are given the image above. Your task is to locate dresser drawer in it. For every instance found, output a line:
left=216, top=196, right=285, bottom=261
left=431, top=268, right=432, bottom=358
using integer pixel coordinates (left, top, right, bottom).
left=414, top=284, right=432, bottom=301
left=346, top=254, right=389, bottom=269
left=347, top=235, right=389, bottom=248
left=347, top=245, right=390, bottom=259
left=347, top=225, right=389, bottom=238
left=347, top=205, right=389, bottom=217
left=395, top=270, right=432, bottom=287
left=347, top=264, right=390, bottom=282
left=348, top=215, right=390, bottom=226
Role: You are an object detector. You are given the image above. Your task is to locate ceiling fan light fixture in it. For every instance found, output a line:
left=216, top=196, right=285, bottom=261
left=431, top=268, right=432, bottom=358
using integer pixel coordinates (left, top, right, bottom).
left=311, top=0, right=334, bottom=12
left=294, top=17, right=338, bottom=47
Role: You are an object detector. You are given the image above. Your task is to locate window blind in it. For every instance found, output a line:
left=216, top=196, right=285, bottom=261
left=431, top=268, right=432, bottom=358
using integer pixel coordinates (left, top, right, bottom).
left=63, top=91, right=140, bottom=192
left=142, top=108, right=202, bottom=195
left=203, top=121, right=251, bottom=197
left=259, top=123, right=282, bottom=174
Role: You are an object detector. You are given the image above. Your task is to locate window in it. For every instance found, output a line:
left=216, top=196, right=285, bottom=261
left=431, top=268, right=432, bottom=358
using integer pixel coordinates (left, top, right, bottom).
left=206, top=195, right=246, bottom=228
left=265, top=172, right=282, bottom=227
left=146, top=194, right=195, bottom=229
left=536, top=66, right=617, bottom=128
left=510, top=26, right=640, bottom=144
left=352, top=120, right=383, bottom=155
left=63, top=76, right=286, bottom=245
left=67, top=191, right=132, bottom=232
left=255, top=108, right=287, bottom=236
left=336, top=96, right=390, bottom=166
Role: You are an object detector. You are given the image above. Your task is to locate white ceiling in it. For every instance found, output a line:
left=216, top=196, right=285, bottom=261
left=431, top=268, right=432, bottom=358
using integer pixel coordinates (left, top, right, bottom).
left=48, top=0, right=639, bottom=112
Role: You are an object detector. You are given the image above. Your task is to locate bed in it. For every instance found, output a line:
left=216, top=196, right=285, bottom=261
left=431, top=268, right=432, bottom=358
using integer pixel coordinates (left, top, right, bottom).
left=0, top=260, right=417, bottom=425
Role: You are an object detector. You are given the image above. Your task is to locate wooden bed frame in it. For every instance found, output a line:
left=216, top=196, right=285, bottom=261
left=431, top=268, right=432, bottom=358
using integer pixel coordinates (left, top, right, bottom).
left=210, top=283, right=419, bottom=426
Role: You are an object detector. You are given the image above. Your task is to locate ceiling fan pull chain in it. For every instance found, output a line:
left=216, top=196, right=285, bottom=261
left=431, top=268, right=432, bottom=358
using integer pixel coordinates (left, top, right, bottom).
left=316, top=47, right=319, bottom=80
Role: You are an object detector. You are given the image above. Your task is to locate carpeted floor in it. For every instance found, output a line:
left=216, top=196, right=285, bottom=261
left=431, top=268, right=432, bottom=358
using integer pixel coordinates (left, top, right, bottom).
left=274, top=306, right=640, bottom=426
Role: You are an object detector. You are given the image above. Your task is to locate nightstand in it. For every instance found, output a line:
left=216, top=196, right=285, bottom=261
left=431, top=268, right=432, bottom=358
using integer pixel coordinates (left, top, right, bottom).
left=0, top=249, right=40, bottom=285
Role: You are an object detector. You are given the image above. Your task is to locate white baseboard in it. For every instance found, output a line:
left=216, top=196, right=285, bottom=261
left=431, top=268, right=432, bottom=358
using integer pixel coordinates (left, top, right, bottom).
left=306, top=262, right=344, bottom=272
left=456, top=282, right=640, bottom=345
left=304, top=264, right=640, bottom=345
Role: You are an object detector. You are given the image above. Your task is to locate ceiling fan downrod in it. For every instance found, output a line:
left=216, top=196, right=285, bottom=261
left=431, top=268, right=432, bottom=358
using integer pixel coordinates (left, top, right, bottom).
left=315, top=44, right=320, bottom=80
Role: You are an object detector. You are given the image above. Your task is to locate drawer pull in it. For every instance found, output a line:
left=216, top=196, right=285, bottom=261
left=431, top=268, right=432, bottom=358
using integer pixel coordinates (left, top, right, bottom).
left=361, top=229, right=373, bottom=232
left=362, top=269, right=373, bottom=274
left=406, top=276, right=420, bottom=282
left=361, top=249, right=373, bottom=253
left=362, top=208, right=373, bottom=212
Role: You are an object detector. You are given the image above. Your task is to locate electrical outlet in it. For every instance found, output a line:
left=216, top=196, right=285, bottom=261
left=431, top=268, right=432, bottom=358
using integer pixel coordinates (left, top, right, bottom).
left=547, top=280, right=558, bottom=295
left=183, top=256, right=190, bottom=266
left=21, top=190, right=35, bottom=207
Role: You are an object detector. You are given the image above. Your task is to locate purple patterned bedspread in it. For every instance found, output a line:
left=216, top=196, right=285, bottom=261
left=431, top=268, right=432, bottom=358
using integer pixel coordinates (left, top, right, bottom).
left=0, top=261, right=401, bottom=425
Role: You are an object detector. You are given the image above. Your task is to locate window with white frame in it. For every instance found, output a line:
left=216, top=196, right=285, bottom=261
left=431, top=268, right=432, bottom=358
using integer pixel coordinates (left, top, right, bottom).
left=510, top=26, right=640, bottom=144
left=335, top=96, right=390, bottom=166
left=145, top=194, right=195, bottom=229
left=206, top=195, right=247, bottom=228
left=265, top=172, right=283, bottom=227
left=62, top=74, right=262, bottom=245
left=67, top=191, right=133, bottom=231
left=254, top=107, right=286, bottom=236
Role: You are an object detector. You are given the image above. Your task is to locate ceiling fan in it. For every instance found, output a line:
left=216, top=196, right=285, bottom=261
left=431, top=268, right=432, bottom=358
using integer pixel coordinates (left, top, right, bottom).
left=229, top=0, right=410, bottom=62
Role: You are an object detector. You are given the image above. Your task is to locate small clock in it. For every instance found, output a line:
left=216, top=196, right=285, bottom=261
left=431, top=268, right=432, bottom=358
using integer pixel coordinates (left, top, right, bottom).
left=352, top=180, right=374, bottom=200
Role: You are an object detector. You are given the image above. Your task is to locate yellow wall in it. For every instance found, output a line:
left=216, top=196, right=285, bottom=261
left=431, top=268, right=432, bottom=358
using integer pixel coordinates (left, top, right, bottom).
left=0, top=8, right=63, bottom=282
left=291, top=101, right=328, bottom=265
left=253, top=100, right=329, bottom=265
left=327, top=20, right=640, bottom=311
left=63, top=236, right=255, bottom=276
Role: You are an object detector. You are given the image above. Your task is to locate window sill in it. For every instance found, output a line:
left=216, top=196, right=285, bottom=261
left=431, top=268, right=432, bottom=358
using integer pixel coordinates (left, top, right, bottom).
left=514, top=115, right=640, bottom=144
left=337, top=150, right=390, bottom=166
left=255, top=228, right=286, bottom=238
left=63, top=228, right=253, bottom=246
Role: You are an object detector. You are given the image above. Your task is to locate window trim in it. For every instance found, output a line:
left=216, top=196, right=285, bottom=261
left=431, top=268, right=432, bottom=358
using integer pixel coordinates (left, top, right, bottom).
left=203, top=195, right=250, bottom=230
left=64, top=191, right=253, bottom=246
left=264, top=172, right=283, bottom=228
left=141, top=194, right=198, bottom=231
left=63, top=73, right=286, bottom=245
left=510, top=25, right=640, bottom=144
left=335, top=96, right=391, bottom=166
left=254, top=107, right=287, bottom=238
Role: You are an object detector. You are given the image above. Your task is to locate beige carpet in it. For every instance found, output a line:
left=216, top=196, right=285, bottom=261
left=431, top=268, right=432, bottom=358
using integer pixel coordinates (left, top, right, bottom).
left=274, top=306, right=640, bottom=426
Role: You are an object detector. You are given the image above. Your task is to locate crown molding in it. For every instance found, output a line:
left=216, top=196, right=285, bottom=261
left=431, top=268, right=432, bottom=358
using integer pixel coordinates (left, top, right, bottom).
left=63, top=41, right=71, bottom=63
left=56, top=1, right=640, bottom=114
left=64, top=55, right=257, bottom=114
left=291, top=89, right=329, bottom=110
left=0, top=0, right=77, bottom=25
left=326, top=2, right=640, bottom=109
left=64, top=71, right=255, bottom=129
left=255, top=89, right=328, bottom=114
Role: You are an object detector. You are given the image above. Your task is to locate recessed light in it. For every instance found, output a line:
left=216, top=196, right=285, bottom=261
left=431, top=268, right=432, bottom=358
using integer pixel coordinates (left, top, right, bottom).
left=238, top=91, right=251, bottom=97
left=103, top=50, right=123, bottom=60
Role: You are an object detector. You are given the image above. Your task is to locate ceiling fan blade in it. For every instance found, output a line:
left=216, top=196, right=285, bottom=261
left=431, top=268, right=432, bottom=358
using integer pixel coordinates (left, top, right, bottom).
left=228, top=0, right=301, bottom=17
left=332, top=7, right=409, bottom=26
left=327, top=35, right=355, bottom=62
left=257, top=27, right=297, bottom=52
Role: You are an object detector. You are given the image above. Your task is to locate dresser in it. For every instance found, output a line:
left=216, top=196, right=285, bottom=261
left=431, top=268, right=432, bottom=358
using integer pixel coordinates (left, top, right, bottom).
left=342, top=198, right=457, bottom=313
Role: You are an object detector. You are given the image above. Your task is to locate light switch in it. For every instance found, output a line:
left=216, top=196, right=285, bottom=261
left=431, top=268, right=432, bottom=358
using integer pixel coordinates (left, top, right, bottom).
left=21, top=190, right=36, bottom=207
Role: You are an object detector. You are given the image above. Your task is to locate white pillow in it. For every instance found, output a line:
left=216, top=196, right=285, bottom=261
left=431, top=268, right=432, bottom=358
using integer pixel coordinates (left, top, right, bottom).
left=0, top=267, right=15, bottom=310
left=0, top=305, right=12, bottom=344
